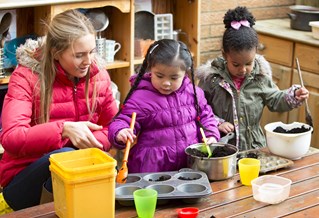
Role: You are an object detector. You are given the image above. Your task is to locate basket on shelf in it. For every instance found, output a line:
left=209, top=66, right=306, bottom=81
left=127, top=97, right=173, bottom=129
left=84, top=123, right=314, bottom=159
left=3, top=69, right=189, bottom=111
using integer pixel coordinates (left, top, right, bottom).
left=134, top=39, right=155, bottom=58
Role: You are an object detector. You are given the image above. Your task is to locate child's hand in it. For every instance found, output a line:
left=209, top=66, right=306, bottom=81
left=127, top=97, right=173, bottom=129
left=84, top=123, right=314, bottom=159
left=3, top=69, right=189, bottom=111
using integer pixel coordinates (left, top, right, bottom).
left=116, top=128, right=136, bottom=144
left=207, top=137, right=217, bottom=145
left=218, top=122, right=234, bottom=134
left=295, top=87, right=309, bottom=101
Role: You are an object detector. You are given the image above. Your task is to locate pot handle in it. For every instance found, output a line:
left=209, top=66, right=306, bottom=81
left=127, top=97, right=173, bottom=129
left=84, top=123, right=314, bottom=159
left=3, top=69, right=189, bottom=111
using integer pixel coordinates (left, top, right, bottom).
left=219, top=132, right=235, bottom=144
left=287, top=13, right=296, bottom=20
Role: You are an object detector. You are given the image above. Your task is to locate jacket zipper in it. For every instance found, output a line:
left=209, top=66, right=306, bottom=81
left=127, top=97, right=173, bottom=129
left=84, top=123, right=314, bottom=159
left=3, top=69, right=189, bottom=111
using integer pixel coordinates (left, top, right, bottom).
left=73, top=85, right=79, bottom=120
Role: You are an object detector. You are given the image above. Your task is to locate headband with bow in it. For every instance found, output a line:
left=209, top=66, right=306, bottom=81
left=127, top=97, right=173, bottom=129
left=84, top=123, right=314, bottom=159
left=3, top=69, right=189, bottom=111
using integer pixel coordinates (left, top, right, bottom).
left=230, top=20, right=250, bottom=30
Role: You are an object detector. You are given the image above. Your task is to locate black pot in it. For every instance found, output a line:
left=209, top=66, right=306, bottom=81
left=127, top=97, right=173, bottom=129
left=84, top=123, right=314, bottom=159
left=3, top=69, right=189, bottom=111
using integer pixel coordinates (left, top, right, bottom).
left=288, top=5, right=319, bottom=31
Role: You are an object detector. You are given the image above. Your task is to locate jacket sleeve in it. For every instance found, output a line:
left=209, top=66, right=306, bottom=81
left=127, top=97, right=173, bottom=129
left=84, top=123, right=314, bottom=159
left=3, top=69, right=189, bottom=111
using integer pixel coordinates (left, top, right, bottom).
left=0, top=68, right=66, bottom=157
left=108, top=97, right=142, bottom=149
left=261, top=77, right=299, bottom=112
left=92, top=71, right=118, bottom=151
left=196, top=86, right=220, bottom=141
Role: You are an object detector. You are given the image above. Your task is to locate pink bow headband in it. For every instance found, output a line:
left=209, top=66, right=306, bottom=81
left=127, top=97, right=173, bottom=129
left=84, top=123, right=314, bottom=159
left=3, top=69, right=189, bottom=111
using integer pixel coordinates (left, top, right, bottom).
left=230, top=20, right=250, bottom=30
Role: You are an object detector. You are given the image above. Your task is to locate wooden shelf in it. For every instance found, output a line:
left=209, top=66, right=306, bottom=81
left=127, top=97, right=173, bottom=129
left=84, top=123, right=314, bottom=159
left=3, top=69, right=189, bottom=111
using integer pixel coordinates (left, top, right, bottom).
left=0, top=74, right=11, bottom=85
left=133, top=57, right=144, bottom=65
left=105, top=60, right=130, bottom=70
left=1, top=0, right=200, bottom=103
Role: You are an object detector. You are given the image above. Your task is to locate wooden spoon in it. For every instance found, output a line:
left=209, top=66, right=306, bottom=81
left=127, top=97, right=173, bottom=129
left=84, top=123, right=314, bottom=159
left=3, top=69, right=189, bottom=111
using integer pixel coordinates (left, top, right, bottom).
left=295, top=58, right=313, bottom=128
left=116, top=112, right=137, bottom=184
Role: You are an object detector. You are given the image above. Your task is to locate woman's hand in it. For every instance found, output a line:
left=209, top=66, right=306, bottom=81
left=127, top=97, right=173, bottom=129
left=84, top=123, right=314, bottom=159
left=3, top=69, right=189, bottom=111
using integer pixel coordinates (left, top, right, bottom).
left=62, top=121, right=103, bottom=149
left=116, top=128, right=136, bottom=144
left=295, top=87, right=309, bottom=102
left=218, top=122, right=234, bottom=134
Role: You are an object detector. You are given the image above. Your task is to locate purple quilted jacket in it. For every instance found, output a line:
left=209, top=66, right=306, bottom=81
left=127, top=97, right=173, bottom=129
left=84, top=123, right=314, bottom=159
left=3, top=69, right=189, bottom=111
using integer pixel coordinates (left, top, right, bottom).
left=108, top=73, right=220, bottom=173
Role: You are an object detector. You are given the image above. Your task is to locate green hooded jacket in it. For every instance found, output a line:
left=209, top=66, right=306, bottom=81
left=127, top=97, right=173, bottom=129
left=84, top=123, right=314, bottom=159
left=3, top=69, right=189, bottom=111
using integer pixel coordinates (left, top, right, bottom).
left=196, top=55, right=302, bottom=151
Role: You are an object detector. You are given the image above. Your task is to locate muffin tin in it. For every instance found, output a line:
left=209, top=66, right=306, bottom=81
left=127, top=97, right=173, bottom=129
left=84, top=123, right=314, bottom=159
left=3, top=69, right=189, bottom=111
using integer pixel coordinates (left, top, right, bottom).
left=237, top=149, right=294, bottom=174
left=115, top=169, right=212, bottom=206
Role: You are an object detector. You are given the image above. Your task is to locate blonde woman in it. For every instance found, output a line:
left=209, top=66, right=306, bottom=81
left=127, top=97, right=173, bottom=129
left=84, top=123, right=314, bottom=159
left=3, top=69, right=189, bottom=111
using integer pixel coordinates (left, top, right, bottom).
left=0, top=9, right=117, bottom=213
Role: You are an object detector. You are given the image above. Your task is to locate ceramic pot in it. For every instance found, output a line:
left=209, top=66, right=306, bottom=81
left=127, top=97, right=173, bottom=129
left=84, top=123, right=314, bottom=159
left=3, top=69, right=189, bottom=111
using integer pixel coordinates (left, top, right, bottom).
left=264, top=122, right=313, bottom=160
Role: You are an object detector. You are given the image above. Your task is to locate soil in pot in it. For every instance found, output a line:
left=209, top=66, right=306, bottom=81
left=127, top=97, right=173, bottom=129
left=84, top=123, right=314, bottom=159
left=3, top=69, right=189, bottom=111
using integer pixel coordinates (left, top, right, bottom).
left=188, top=146, right=236, bottom=158
left=273, top=125, right=311, bottom=134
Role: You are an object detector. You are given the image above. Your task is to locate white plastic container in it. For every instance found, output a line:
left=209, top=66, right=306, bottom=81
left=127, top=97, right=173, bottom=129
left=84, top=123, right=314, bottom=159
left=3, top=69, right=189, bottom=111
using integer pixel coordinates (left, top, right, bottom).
left=309, top=21, right=319, bottom=39
left=264, top=122, right=312, bottom=160
left=251, top=175, right=292, bottom=204
left=154, top=13, right=173, bottom=40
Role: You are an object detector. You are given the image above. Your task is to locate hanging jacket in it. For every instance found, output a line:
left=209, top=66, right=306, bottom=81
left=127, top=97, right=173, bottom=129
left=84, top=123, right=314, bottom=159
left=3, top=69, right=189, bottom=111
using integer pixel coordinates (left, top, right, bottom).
left=108, top=73, right=220, bottom=173
left=0, top=38, right=118, bottom=187
left=196, top=55, right=302, bottom=151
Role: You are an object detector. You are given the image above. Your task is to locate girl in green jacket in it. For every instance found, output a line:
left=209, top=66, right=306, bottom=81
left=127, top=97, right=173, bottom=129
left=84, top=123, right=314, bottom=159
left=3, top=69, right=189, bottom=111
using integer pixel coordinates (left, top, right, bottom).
left=196, top=6, right=309, bottom=151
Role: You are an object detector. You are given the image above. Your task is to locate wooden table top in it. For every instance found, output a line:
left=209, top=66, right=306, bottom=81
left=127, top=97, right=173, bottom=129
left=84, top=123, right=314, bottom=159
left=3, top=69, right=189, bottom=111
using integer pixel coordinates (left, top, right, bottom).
left=2, top=148, right=319, bottom=218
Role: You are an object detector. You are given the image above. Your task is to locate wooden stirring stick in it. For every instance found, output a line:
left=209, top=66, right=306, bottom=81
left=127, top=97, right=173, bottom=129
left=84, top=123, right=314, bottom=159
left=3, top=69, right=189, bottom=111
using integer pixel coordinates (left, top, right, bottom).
left=116, top=112, right=137, bottom=184
left=295, top=58, right=313, bottom=127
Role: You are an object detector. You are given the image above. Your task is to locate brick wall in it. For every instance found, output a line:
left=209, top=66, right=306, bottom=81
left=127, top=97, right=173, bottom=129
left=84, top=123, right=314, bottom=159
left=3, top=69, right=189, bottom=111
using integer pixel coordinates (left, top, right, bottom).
left=200, top=0, right=296, bottom=63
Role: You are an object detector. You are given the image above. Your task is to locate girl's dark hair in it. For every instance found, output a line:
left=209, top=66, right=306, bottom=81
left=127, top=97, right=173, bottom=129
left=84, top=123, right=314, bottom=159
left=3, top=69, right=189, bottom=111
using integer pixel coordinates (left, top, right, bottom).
left=116, top=39, right=203, bottom=126
left=222, top=6, right=258, bottom=53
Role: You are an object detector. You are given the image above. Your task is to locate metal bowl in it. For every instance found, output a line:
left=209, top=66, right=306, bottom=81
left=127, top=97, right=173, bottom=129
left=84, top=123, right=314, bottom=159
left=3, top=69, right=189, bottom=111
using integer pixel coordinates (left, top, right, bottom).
left=185, top=143, right=238, bottom=181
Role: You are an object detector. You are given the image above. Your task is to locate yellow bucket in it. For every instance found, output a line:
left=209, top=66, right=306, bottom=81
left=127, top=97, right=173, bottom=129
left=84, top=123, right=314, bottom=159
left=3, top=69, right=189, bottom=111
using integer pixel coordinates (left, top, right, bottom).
left=49, top=148, right=117, bottom=218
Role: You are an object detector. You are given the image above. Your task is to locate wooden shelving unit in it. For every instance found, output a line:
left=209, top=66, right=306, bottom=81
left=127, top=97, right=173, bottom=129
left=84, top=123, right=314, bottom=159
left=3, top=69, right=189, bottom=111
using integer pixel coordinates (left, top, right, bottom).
left=0, top=0, right=200, bottom=103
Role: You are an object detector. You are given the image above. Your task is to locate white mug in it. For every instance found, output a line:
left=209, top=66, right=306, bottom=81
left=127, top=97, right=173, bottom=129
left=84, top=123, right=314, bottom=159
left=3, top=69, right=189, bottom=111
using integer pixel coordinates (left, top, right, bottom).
left=104, top=39, right=121, bottom=63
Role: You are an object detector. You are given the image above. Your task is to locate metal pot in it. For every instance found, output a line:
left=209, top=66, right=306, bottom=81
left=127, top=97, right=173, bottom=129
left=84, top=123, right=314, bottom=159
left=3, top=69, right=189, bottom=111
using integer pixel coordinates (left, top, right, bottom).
left=185, top=133, right=238, bottom=181
left=288, top=5, right=319, bottom=31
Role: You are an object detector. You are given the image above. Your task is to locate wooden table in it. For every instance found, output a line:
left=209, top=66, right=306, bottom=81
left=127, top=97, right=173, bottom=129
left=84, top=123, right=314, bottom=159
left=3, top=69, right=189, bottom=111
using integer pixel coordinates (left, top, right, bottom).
left=3, top=148, right=319, bottom=218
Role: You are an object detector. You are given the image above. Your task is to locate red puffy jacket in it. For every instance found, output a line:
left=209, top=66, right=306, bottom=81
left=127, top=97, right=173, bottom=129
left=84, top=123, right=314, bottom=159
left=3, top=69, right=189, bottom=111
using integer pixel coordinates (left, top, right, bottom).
left=0, top=62, right=118, bottom=187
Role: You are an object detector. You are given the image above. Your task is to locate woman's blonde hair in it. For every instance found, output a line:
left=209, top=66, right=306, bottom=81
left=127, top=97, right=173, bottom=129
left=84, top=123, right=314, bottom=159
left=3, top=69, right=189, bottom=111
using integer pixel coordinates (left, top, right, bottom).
left=38, top=9, right=98, bottom=123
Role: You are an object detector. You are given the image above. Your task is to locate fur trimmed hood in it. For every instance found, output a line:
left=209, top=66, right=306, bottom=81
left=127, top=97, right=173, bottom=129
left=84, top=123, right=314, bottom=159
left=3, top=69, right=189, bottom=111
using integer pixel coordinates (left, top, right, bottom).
left=196, top=54, right=272, bottom=81
left=16, top=37, right=45, bottom=73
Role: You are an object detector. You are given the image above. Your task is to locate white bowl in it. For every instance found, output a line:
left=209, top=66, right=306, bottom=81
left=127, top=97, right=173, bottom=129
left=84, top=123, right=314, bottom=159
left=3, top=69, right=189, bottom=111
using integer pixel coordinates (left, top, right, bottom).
left=251, top=175, right=292, bottom=204
left=264, top=122, right=312, bottom=160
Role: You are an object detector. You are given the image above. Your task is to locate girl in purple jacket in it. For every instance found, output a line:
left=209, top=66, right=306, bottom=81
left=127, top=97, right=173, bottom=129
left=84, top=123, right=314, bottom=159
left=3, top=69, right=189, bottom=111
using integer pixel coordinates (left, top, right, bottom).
left=108, top=39, right=220, bottom=173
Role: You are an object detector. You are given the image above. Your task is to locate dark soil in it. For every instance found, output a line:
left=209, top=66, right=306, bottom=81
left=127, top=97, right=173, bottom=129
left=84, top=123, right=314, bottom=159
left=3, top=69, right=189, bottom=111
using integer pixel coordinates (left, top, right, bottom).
left=211, top=147, right=235, bottom=157
left=188, top=148, right=207, bottom=157
left=178, top=176, right=198, bottom=180
left=188, top=146, right=235, bottom=158
left=246, top=152, right=258, bottom=159
left=273, top=125, right=311, bottom=134
left=148, top=175, right=170, bottom=182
